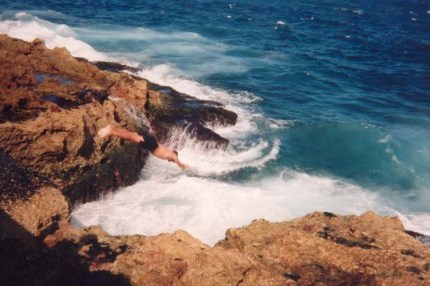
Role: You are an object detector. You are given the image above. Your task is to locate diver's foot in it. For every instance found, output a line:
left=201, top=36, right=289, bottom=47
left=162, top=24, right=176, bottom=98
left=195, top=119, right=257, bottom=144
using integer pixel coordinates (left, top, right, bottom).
left=98, top=125, right=112, bottom=138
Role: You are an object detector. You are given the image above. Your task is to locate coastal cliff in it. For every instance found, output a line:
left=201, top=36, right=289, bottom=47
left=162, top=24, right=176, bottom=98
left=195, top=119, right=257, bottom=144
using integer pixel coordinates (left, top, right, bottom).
left=1, top=34, right=429, bottom=286
left=0, top=34, right=236, bottom=204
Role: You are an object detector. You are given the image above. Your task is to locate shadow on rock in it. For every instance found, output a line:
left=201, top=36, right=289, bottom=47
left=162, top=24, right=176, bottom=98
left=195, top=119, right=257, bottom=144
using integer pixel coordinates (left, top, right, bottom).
left=0, top=209, right=131, bottom=286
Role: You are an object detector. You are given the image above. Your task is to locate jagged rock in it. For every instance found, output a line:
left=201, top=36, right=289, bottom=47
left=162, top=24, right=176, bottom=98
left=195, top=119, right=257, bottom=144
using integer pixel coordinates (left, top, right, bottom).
left=0, top=150, right=49, bottom=203
left=0, top=187, right=68, bottom=241
left=0, top=100, right=143, bottom=203
left=46, top=226, right=257, bottom=286
left=0, top=35, right=147, bottom=203
left=0, top=34, right=236, bottom=203
left=92, top=61, right=141, bottom=74
left=0, top=206, right=130, bottom=286
left=92, top=62, right=238, bottom=149
left=7, top=207, right=428, bottom=286
left=2, top=183, right=430, bottom=285
left=145, top=84, right=237, bottom=149
left=217, top=212, right=430, bottom=285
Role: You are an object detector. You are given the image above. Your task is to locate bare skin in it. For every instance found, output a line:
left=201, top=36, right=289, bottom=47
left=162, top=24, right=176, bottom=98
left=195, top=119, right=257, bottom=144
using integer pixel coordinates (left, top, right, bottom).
left=98, top=125, right=189, bottom=170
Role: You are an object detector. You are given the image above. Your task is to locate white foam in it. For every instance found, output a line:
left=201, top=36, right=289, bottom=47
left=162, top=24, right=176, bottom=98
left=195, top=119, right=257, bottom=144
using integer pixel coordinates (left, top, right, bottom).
left=14, top=9, right=73, bottom=21
left=397, top=213, right=430, bottom=236
left=264, top=118, right=296, bottom=130
left=0, top=12, right=109, bottom=61
left=72, top=162, right=382, bottom=245
left=75, top=25, right=205, bottom=42
left=71, top=25, right=249, bottom=76
left=165, top=128, right=280, bottom=176
left=137, top=65, right=227, bottom=104
left=15, top=12, right=31, bottom=19
left=142, top=66, right=254, bottom=108
left=378, top=135, right=392, bottom=144
left=275, top=20, right=286, bottom=30
left=73, top=86, right=380, bottom=245
left=137, top=63, right=267, bottom=141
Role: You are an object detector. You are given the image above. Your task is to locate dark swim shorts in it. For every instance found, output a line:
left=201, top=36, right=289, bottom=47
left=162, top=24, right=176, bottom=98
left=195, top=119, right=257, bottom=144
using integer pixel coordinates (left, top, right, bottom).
left=138, top=130, right=159, bottom=152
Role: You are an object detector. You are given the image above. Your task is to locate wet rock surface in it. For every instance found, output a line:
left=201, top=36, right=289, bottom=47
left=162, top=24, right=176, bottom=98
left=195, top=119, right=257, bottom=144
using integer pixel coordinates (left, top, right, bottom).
left=407, top=231, right=430, bottom=249
left=145, top=84, right=237, bottom=149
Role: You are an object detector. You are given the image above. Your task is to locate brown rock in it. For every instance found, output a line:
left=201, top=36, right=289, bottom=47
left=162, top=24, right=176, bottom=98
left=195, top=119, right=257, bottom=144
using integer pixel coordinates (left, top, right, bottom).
left=0, top=207, right=130, bottom=286
left=0, top=35, right=146, bottom=202
left=0, top=34, right=236, bottom=204
left=145, top=84, right=237, bottom=149
left=0, top=34, right=146, bottom=203
left=38, top=211, right=430, bottom=286
left=2, top=187, right=430, bottom=286
left=218, top=212, right=430, bottom=286
left=0, top=187, right=68, bottom=240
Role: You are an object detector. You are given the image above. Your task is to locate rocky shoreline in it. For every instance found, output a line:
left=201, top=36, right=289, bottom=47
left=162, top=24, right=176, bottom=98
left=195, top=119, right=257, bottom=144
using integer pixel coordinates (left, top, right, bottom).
left=1, top=34, right=429, bottom=285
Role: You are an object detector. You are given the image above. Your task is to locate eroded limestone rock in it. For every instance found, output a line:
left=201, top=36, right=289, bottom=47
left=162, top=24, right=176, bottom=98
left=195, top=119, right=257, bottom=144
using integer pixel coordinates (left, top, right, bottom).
left=218, top=212, right=430, bottom=285
left=0, top=34, right=236, bottom=203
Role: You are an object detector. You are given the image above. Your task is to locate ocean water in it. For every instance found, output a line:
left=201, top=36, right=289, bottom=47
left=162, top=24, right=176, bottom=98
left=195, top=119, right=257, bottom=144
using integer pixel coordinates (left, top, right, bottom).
left=1, top=0, right=429, bottom=245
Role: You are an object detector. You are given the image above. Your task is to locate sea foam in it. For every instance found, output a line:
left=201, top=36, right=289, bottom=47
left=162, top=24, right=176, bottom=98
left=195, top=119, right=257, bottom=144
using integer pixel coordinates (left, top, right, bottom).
left=71, top=155, right=383, bottom=245
left=398, top=213, right=430, bottom=236
left=0, top=12, right=108, bottom=61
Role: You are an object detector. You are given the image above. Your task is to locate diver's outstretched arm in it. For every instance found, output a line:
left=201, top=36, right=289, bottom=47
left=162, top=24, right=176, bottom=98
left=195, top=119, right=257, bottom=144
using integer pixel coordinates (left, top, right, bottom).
left=174, top=159, right=190, bottom=170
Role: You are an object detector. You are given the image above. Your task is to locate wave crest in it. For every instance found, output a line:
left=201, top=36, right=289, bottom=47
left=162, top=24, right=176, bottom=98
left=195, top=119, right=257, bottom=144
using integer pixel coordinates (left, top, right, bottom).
left=0, top=12, right=109, bottom=61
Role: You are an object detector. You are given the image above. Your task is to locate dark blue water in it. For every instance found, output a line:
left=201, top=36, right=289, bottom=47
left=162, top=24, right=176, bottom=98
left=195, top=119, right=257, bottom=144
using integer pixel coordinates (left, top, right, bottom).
left=1, top=0, right=430, bottom=238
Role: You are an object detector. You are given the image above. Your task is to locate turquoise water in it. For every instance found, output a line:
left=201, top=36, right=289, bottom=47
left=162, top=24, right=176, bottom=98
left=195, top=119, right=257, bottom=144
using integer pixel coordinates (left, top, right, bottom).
left=1, top=1, right=429, bottom=243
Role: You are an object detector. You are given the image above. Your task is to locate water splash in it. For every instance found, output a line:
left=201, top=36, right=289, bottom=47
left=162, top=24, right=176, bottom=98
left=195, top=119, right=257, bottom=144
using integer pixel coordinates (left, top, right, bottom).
left=108, top=96, right=151, bottom=129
